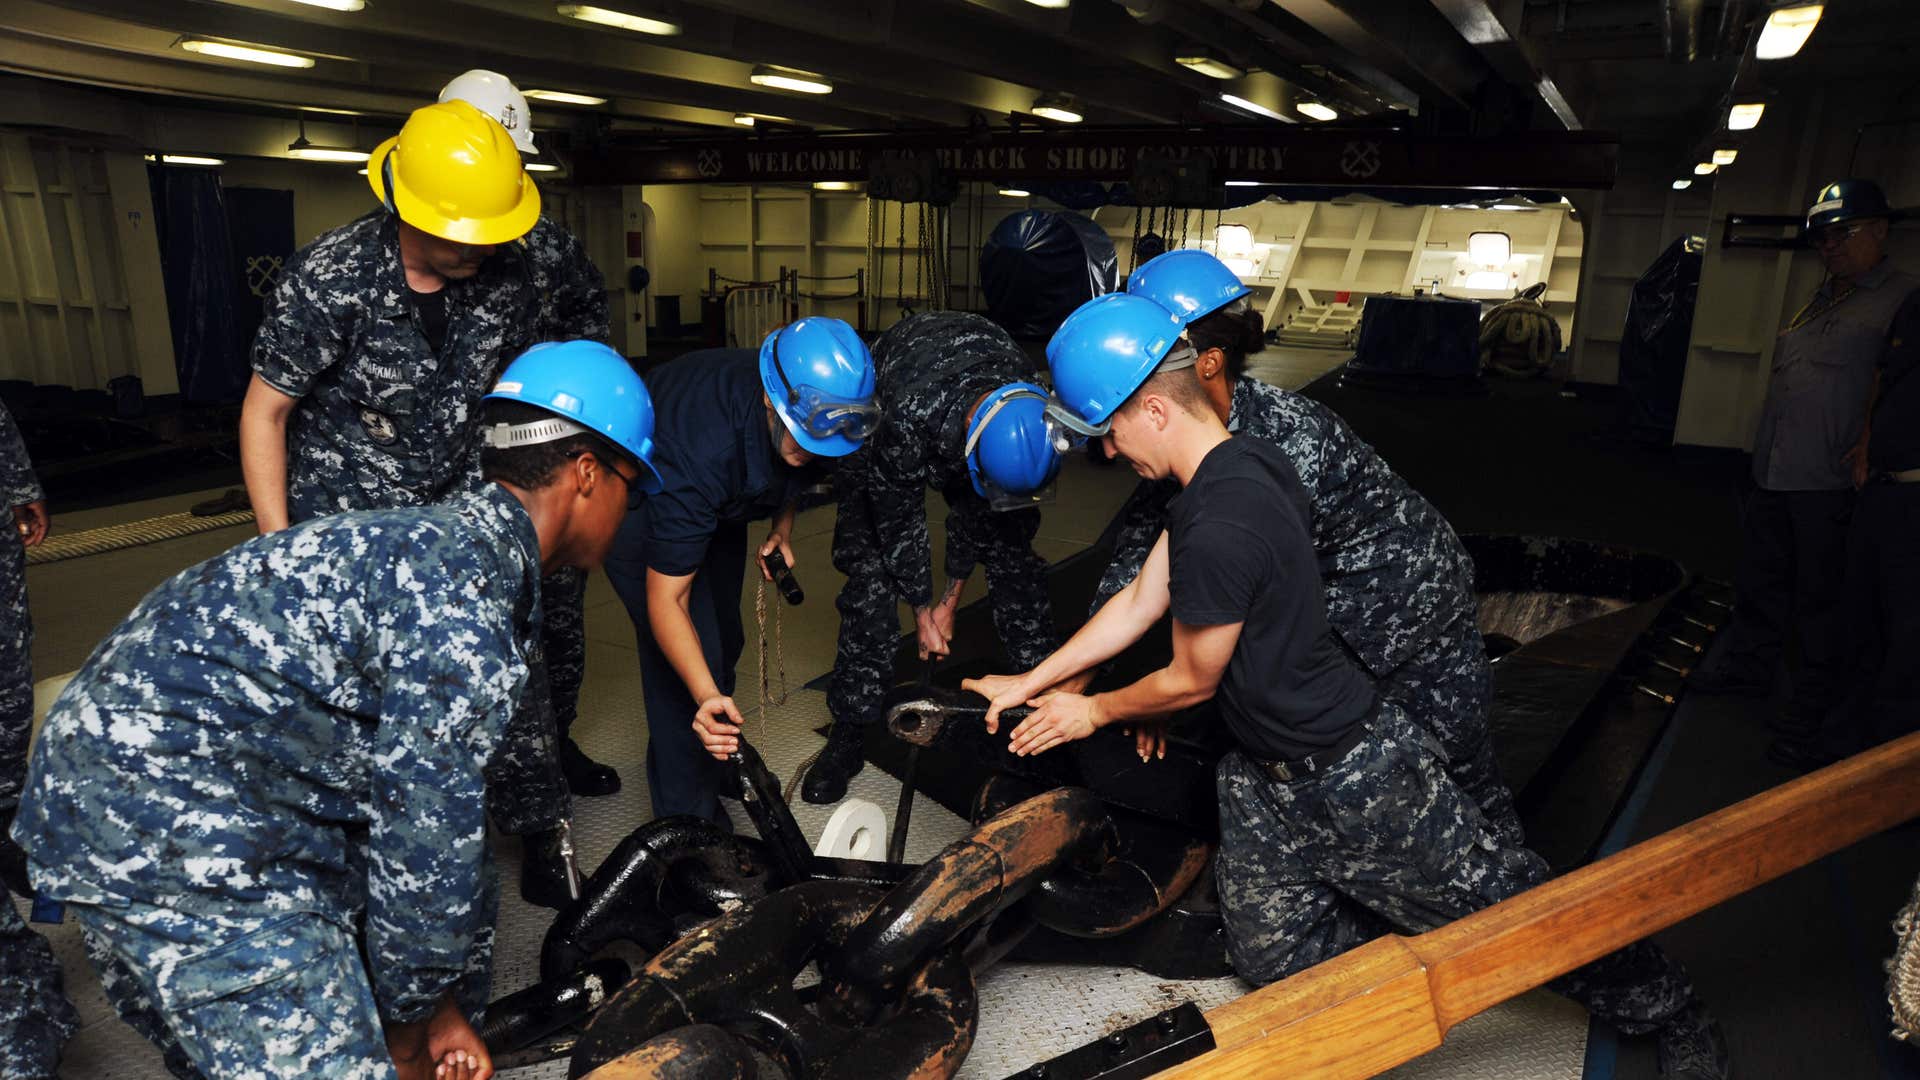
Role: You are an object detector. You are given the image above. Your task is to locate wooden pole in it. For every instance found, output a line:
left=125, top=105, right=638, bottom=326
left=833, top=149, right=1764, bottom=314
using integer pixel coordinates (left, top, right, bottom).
left=1167, top=730, right=1920, bottom=1079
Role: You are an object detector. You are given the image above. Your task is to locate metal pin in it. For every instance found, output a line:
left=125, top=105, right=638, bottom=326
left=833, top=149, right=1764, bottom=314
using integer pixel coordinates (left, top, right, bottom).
left=558, top=819, right=584, bottom=902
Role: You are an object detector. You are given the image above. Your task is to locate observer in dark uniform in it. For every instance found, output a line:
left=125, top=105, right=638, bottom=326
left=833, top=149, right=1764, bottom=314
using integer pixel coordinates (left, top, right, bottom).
left=603, top=320, right=876, bottom=824
left=967, top=294, right=1730, bottom=1080
left=1692, top=180, right=1919, bottom=738
left=11, top=343, right=660, bottom=1080
left=1090, top=251, right=1516, bottom=842
left=796, top=311, right=1065, bottom=805
left=1773, top=181, right=1920, bottom=769
left=0, top=401, right=79, bottom=1080
left=236, top=100, right=612, bottom=906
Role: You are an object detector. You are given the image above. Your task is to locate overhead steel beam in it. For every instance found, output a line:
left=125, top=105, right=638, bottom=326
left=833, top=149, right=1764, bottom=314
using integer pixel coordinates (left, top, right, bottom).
left=661, top=0, right=1197, bottom=123
left=575, top=124, right=1619, bottom=190
left=24, top=0, right=973, bottom=127
left=1427, top=0, right=1584, bottom=129
left=1262, top=0, right=1492, bottom=107
left=1186, top=0, right=1420, bottom=112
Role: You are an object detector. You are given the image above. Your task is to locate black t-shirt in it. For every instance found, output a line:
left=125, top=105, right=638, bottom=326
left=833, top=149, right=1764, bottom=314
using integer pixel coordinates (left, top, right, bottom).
left=408, top=285, right=449, bottom=354
left=1167, top=437, right=1375, bottom=760
left=1870, top=290, right=1920, bottom=472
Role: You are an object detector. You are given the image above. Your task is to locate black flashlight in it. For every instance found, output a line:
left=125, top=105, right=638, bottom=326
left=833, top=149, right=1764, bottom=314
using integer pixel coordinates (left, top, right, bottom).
left=762, top=549, right=804, bottom=606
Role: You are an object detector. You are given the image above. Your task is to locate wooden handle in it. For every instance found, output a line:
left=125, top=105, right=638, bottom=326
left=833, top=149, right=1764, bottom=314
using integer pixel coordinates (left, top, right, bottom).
left=1167, top=730, right=1920, bottom=1078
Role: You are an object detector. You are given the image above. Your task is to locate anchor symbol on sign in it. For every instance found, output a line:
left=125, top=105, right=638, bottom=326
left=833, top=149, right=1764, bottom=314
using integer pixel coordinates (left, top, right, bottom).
left=1340, top=141, right=1382, bottom=180
left=245, top=254, right=284, bottom=298
left=696, top=149, right=724, bottom=178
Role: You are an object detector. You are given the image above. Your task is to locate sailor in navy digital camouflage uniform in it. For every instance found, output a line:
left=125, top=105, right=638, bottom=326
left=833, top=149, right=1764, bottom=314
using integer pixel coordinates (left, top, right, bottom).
left=1087, top=250, right=1517, bottom=841
left=237, top=98, right=614, bottom=906
left=11, top=341, right=661, bottom=1080
left=797, top=310, right=1067, bottom=804
left=968, top=294, right=1730, bottom=1080
left=602, top=320, right=874, bottom=823
left=0, top=401, right=80, bottom=1080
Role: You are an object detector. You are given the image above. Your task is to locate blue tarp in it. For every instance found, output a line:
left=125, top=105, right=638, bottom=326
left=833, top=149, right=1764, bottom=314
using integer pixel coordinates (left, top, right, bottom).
left=979, top=209, right=1118, bottom=339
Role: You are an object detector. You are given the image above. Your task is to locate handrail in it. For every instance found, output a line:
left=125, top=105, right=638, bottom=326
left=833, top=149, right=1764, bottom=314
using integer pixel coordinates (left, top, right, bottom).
left=1165, top=730, right=1920, bottom=1078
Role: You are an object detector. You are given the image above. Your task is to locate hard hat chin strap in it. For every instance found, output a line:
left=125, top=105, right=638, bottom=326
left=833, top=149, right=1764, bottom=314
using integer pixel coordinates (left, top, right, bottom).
left=482, top=416, right=592, bottom=450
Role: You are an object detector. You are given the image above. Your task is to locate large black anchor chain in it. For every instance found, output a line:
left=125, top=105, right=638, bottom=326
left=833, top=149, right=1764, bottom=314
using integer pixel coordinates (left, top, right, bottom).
left=480, top=957, right=632, bottom=1062
left=817, top=786, right=1113, bottom=1026
left=567, top=880, right=977, bottom=1080
left=970, top=773, right=1213, bottom=939
left=885, top=684, right=1222, bottom=836
left=542, top=816, right=777, bottom=982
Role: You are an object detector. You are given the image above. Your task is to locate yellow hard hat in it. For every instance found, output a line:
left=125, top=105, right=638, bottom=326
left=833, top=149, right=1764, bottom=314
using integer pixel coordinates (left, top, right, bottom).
left=367, top=100, right=539, bottom=246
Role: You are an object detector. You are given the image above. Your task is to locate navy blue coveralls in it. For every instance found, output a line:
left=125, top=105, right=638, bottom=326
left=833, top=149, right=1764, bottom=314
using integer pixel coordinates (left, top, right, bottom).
left=603, top=350, right=801, bottom=823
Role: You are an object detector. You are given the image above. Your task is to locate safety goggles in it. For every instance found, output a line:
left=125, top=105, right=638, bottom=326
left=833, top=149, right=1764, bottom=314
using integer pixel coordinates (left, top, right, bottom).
left=979, top=476, right=1056, bottom=513
left=1042, top=341, right=1200, bottom=440
left=771, top=357, right=881, bottom=441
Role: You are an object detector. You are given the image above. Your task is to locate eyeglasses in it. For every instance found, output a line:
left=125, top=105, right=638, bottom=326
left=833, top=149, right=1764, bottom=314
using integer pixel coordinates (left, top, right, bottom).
left=1811, top=222, right=1869, bottom=249
left=574, top=450, right=645, bottom=510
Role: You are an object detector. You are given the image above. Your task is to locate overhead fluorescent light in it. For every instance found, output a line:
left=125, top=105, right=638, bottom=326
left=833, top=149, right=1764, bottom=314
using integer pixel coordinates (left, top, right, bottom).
left=1712, top=148, right=1738, bottom=165
left=152, top=154, right=226, bottom=166
left=1174, top=53, right=1243, bottom=80
left=1219, top=93, right=1285, bottom=122
left=290, top=145, right=370, bottom=162
left=300, top=106, right=362, bottom=116
left=751, top=65, right=833, bottom=95
left=1694, top=162, right=1718, bottom=175
left=556, top=3, right=681, bottom=35
left=356, top=167, right=368, bottom=175
left=734, top=114, right=757, bottom=126
left=288, top=123, right=368, bottom=162
left=1296, top=102, right=1339, bottom=122
left=177, top=38, right=315, bottom=68
left=812, top=181, right=857, bottom=191
left=1031, top=92, right=1082, bottom=123
left=1225, top=180, right=1262, bottom=187
left=287, top=0, right=366, bottom=9
left=524, top=89, right=607, bottom=106
left=1672, top=179, right=1693, bottom=190
left=1756, top=4, right=1822, bottom=59
left=733, top=112, right=794, bottom=127
left=1728, top=102, right=1765, bottom=130
left=1022, top=0, right=1071, bottom=7
left=525, top=162, right=561, bottom=172
left=998, top=188, right=1031, bottom=197
left=1488, top=203, right=1537, bottom=211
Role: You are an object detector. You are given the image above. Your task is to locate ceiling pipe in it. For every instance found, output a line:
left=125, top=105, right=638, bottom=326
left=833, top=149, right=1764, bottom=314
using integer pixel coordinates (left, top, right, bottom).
left=1711, top=0, right=1752, bottom=60
left=1663, top=0, right=1705, bottom=61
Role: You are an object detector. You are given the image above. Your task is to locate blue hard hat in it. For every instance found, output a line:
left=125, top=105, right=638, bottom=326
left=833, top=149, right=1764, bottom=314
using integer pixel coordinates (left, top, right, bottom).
left=1806, top=178, right=1894, bottom=232
left=1044, top=293, right=1190, bottom=435
left=484, top=339, right=664, bottom=493
left=758, top=318, right=879, bottom=458
left=1128, top=249, right=1251, bottom=327
left=966, top=382, right=1062, bottom=502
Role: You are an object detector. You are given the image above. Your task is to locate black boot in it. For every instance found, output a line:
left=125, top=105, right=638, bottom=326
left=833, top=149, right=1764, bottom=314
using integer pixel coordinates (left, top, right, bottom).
left=801, top=724, right=867, bottom=805
left=520, top=826, right=580, bottom=910
left=1655, top=1002, right=1731, bottom=1079
left=559, top=738, right=621, bottom=797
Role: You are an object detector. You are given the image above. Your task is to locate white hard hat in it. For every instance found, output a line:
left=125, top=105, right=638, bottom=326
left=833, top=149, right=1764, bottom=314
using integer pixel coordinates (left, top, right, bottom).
left=437, top=69, right=536, bottom=154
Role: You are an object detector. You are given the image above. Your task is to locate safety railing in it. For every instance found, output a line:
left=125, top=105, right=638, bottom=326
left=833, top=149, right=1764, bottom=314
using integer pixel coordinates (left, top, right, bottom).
left=707, top=268, right=870, bottom=345
left=1163, top=729, right=1920, bottom=1078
